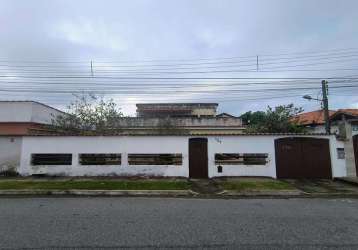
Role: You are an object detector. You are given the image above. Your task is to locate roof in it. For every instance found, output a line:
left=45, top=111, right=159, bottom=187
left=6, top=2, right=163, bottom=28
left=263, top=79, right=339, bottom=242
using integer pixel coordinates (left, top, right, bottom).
left=216, top=112, right=237, bottom=118
left=0, top=100, right=66, bottom=115
left=293, top=108, right=358, bottom=125
left=334, top=109, right=358, bottom=117
left=292, top=110, right=336, bottom=126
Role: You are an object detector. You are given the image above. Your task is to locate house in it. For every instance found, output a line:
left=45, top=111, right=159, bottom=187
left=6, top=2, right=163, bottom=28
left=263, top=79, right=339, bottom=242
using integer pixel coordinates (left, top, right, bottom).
left=293, top=109, right=358, bottom=134
left=293, top=109, right=358, bottom=177
left=111, top=103, right=244, bottom=135
left=292, top=110, right=337, bottom=133
left=136, top=103, right=218, bottom=118
left=0, top=101, right=65, bottom=174
left=1, top=101, right=354, bottom=179
left=0, top=101, right=65, bottom=135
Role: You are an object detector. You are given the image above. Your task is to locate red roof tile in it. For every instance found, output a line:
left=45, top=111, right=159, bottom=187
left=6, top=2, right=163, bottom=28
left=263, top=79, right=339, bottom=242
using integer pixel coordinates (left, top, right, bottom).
left=293, top=108, right=358, bottom=125
left=292, top=110, right=336, bottom=125
left=336, top=109, right=358, bottom=116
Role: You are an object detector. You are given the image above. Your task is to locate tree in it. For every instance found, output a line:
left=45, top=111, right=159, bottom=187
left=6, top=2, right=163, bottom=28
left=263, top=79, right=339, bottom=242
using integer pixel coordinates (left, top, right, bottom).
left=52, top=94, right=124, bottom=134
left=240, top=104, right=305, bottom=133
left=240, top=110, right=266, bottom=125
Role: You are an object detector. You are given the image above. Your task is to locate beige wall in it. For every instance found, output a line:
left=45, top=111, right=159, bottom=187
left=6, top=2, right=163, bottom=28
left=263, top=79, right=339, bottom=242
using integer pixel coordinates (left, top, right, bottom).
left=191, top=108, right=216, bottom=117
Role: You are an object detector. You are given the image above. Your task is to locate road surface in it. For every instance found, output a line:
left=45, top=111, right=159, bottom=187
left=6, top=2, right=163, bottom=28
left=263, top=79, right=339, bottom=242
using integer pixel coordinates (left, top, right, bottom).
left=0, top=197, right=358, bottom=249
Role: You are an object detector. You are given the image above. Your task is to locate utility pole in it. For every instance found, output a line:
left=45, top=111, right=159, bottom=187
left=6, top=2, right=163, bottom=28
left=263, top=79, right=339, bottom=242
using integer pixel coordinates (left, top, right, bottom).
left=321, top=80, right=330, bottom=134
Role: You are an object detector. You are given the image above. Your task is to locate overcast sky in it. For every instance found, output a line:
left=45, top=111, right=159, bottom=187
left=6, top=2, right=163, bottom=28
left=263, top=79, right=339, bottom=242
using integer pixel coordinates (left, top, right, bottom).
left=0, top=0, right=358, bottom=115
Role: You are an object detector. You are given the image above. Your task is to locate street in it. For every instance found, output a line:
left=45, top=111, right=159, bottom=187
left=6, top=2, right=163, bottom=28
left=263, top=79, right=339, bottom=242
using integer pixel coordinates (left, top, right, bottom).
left=1, top=198, right=358, bottom=249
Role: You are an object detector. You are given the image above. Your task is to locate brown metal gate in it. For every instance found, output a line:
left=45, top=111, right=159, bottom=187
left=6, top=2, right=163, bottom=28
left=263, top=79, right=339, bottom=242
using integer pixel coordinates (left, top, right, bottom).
left=353, top=135, right=358, bottom=176
left=275, top=137, right=332, bottom=179
left=189, top=138, right=208, bottom=178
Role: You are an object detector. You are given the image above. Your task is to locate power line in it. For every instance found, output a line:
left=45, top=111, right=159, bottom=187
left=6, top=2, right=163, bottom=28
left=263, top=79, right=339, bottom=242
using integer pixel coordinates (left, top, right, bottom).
left=1, top=52, right=358, bottom=70
left=1, top=75, right=358, bottom=80
left=0, top=83, right=356, bottom=94
left=1, top=48, right=358, bottom=65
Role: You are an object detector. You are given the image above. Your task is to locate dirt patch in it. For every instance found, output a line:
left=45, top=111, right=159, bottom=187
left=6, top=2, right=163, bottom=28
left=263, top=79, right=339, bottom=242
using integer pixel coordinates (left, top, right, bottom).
left=189, top=179, right=223, bottom=194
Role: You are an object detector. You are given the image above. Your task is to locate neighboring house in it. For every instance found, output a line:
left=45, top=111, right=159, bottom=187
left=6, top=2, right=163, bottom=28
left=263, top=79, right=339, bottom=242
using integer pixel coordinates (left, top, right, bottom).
left=294, top=109, right=358, bottom=177
left=0, top=101, right=65, bottom=135
left=292, top=109, right=337, bottom=134
left=0, top=101, right=65, bottom=174
left=113, top=103, right=244, bottom=135
left=136, top=103, right=218, bottom=118
left=293, top=109, right=358, bottom=135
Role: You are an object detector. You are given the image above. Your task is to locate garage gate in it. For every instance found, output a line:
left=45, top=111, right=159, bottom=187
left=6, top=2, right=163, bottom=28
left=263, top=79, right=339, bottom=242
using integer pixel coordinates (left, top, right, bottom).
left=275, top=137, right=332, bottom=179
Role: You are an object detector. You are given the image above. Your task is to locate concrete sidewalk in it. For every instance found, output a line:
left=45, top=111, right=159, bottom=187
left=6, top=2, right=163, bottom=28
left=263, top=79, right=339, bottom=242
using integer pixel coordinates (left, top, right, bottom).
left=335, top=177, right=358, bottom=186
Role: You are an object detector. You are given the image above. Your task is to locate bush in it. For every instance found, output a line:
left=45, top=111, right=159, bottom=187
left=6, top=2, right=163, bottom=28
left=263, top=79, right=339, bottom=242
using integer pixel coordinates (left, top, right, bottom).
left=0, top=169, right=19, bottom=177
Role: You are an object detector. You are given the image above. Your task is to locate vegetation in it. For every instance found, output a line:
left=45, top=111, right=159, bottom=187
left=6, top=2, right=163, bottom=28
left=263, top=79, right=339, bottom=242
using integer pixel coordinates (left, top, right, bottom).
left=0, top=165, right=19, bottom=177
left=0, top=180, right=190, bottom=190
left=52, top=94, right=124, bottom=135
left=240, top=103, right=305, bottom=133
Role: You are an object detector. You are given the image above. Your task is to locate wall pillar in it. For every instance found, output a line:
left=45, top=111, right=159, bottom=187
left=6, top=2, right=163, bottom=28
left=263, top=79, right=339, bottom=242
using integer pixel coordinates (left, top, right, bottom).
left=344, top=122, right=357, bottom=177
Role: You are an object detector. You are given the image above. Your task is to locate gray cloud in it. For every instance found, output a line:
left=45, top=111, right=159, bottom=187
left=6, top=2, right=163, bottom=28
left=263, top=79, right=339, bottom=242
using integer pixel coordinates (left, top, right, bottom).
left=0, top=0, right=358, bottom=115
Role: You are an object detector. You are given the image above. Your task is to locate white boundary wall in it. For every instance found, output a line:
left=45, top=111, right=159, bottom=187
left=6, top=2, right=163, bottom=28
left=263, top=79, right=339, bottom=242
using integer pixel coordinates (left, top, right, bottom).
left=19, top=136, right=189, bottom=177
left=208, top=135, right=346, bottom=178
left=17, top=135, right=346, bottom=178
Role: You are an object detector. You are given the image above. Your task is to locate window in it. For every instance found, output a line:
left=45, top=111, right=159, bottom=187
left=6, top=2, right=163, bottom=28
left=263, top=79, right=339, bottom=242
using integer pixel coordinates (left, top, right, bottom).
left=128, top=154, right=182, bottom=165
left=337, top=148, right=345, bottom=159
left=79, top=154, right=121, bottom=165
left=31, top=154, right=72, bottom=166
left=215, top=153, right=268, bottom=165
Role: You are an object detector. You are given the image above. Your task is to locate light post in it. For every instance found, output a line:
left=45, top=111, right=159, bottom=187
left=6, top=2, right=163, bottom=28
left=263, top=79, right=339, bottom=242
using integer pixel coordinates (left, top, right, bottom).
left=303, top=80, right=330, bottom=134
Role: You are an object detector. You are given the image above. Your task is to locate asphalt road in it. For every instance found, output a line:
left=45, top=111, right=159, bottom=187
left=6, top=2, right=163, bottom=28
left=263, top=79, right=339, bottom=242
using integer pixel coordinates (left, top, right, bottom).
left=1, top=198, right=358, bottom=250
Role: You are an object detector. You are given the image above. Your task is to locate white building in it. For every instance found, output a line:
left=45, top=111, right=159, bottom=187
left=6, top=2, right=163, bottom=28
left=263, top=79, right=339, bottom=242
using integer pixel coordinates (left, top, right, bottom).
left=0, top=101, right=65, bottom=135
left=0, top=101, right=65, bottom=173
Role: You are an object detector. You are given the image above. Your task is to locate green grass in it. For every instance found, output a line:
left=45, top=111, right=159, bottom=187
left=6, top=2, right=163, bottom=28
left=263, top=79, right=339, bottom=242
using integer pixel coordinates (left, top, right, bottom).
left=0, top=180, right=190, bottom=190
left=221, top=180, right=295, bottom=191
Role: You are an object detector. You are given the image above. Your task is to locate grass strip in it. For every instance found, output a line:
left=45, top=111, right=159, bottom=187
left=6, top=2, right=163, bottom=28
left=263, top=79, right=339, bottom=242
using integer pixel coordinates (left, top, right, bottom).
left=0, top=180, right=190, bottom=190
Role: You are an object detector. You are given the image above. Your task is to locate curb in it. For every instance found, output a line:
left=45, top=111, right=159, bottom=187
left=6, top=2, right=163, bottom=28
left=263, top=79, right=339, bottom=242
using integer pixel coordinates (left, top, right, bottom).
left=221, top=189, right=305, bottom=196
left=1, top=189, right=358, bottom=199
left=0, top=189, right=194, bottom=197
